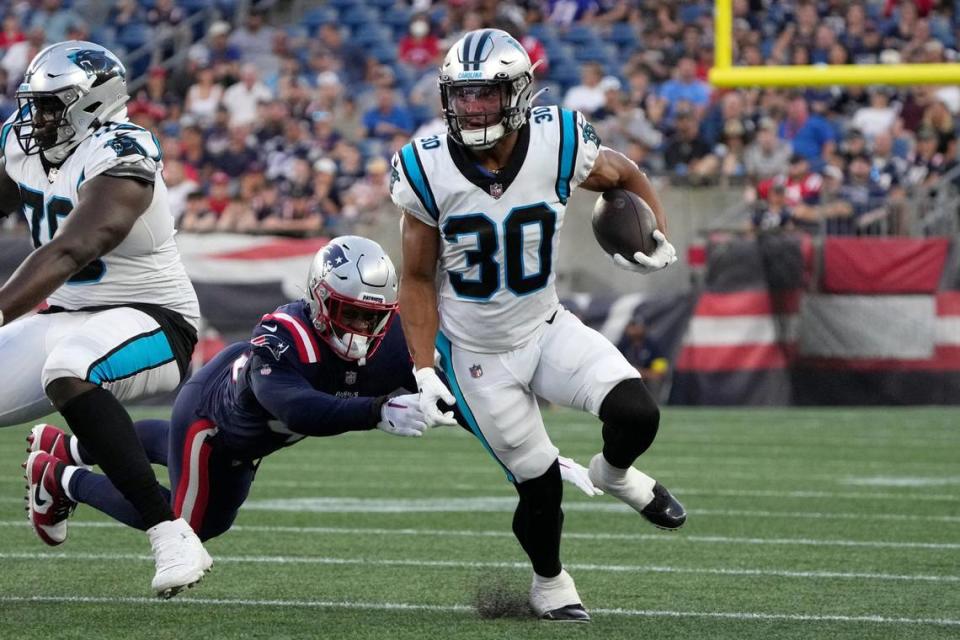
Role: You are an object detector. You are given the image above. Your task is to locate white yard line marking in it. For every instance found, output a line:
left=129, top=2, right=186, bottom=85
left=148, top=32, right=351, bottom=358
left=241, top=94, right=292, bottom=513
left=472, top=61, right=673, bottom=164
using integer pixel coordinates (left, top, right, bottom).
left=842, top=476, right=960, bottom=488
left=0, top=520, right=957, bottom=550
left=0, top=595, right=957, bottom=627
left=0, top=552, right=956, bottom=584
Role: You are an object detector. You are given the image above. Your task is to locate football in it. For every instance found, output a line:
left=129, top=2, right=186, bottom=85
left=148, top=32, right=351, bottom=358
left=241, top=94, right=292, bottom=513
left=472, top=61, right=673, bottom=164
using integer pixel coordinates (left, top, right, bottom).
left=591, top=189, right=659, bottom=261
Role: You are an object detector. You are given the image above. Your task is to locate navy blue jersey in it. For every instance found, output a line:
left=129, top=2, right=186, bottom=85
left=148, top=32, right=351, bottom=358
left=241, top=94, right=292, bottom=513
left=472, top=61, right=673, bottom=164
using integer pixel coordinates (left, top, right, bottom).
left=193, top=300, right=416, bottom=460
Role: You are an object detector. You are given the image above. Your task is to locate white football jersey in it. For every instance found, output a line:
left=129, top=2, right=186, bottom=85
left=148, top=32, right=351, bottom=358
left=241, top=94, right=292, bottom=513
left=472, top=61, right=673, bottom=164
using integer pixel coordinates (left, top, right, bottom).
left=1, top=116, right=199, bottom=326
left=391, top=106, right=600, bottom=352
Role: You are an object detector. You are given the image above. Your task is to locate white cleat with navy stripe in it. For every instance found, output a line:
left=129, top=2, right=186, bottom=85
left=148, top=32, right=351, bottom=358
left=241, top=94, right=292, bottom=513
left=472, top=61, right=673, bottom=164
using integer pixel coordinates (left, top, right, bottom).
left=148, top=517, right=213, bottom=599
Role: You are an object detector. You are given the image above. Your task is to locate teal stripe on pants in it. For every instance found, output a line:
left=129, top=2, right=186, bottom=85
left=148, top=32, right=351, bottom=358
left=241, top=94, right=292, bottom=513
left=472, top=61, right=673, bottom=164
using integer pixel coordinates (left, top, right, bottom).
left=435, top=332, right=515, bottom=482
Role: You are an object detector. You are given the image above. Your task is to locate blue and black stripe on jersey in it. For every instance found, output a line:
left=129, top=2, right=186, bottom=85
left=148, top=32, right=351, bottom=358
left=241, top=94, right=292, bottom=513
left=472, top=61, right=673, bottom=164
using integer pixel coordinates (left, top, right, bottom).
left=399, top=141, right=440, bottom=221
left=555, top=109, right=579, bottom=205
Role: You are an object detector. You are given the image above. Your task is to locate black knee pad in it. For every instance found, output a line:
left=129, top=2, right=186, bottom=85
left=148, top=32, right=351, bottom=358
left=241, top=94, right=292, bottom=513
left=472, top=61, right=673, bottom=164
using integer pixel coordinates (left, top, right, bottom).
left=599, top=378, right=660, bottom=468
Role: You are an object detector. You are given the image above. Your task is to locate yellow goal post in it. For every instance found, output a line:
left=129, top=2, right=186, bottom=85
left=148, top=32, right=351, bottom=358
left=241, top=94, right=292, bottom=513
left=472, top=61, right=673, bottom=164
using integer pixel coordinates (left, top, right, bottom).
left=708, top=0, right=960, bottom=87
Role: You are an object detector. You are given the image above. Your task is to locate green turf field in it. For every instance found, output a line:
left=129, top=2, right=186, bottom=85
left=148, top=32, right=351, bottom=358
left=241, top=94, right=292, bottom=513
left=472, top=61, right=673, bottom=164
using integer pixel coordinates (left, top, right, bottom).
left=0, top=407, right=957, bottom=639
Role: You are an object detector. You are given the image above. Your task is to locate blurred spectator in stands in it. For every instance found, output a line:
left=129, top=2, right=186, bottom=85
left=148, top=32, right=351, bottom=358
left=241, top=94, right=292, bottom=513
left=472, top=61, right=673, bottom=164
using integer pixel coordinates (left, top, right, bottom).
left=904, top=125, right=945, bottom=188
left=362, top=87, right=414, bottom=144
left=625, top=67, right=666, bottom=127
left=312, top=158, right=343, bottom=227
left=751, top=182, right=794, bottom=232
left=230, top=7, right=275, bottom=70
left=309, top=111, right=342, bottom=156
left=834, top=152, right=891, bottom=234
left=145, top=0, right=184, bottom=28
left=178, top=123, right=210, bottom=175
left=163, top=159, right=197, bottom=225
left=27, top=0, right=78, bottom=44
left=546, top=0, right=600, bottom=27
left=0, top=68, right=13, bottom=119
left=264, top=118, right=312, bottom=181
left=107, top=0, right=141, bottom=29
left=659, top=56, right=710, bottom=121
left=211, top=126, right=257, bottom=178
left=617, top=316, right=669, bottom=396
left=141, top=66, right=179, bottom=113
left=756, top=154, right=822, bottom=206
left=594, top=89, right=662, bottom=153
left=562, top=62, right=609, bottom=117
left=851, top=87, right=899, bottom=139
left=185, top=65, right=223, bottom=127
left=203, top=21, right=242, bottom=82
left=694, top=118, right=748, bottom=182
left=223, top=63, right=273, bottom=128
left=664, top=104, right=711, bottom=177
left=921, top=96, right=956, bottom=153
left=146, top=0, right=189, bottom=60
left=701, top=91, right=753, bottom=148
left=0, top=14, right=24, bottom=51
left=780, top=92, right=836, bottom=167
left=810, top=24, right=838, bottom=64
left=332, top=141, right=366, bottom=194
left=744, top=117, right=792, bottom=180
left=399, top=15, right=441, bottom=71
left=317, top=24, right=367, bottom=86
left=2, top=26, right=45, bottom=92
left=179, top=191, right=216, bottom=233
left=870, top=132, right=908, bottom=192
left=262, top=183, right=323, bottom=237
left=206, top=170, right=232, bottom=217
left=235, top=182, right=280, bottom=234
left=342, top=157, right=391, bottom=224
left=838, top=127, right=867, bottom=164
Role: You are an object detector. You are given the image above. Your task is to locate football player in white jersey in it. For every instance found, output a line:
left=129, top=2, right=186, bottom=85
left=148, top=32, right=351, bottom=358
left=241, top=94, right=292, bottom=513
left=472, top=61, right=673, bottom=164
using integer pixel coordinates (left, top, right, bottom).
left=0, top=42, right=210, bottom=598
left=392, top=29, right=685, bottom=621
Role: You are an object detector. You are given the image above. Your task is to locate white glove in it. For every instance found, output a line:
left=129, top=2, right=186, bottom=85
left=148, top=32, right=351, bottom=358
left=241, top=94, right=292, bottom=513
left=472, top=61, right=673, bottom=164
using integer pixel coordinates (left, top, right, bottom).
left=558, top=456, right=603, bottom=497
left=414, top=367, right=458, bottom=427
left=612, top=230, right=678, bottom=274
left=377, top=393, right=429, bottom=437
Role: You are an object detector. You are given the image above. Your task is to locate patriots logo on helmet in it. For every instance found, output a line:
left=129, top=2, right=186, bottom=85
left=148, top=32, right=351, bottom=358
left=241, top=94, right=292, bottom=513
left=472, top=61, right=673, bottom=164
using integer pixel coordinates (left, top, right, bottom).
left=251, top=334, right=289, bottom=361
left=67, top=49, right=124, bottom=87
left=320, top=243, right=350, bottom=274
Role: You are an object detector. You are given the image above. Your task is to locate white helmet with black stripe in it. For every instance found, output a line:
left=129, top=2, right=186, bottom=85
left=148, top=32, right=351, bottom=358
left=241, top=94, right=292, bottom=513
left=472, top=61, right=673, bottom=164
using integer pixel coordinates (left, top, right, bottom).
left=439, top=28, right=541, bottom=150
left=14, top=41, right=129, bottom=163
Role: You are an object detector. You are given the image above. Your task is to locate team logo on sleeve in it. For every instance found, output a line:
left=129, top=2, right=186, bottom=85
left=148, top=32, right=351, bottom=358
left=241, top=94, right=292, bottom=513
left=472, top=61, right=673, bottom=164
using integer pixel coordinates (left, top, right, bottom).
left=580, top=121, right=601, bottom=148
left=105, top=134, right=148, bottom=158
left=250, top=334, right=289, bottom=361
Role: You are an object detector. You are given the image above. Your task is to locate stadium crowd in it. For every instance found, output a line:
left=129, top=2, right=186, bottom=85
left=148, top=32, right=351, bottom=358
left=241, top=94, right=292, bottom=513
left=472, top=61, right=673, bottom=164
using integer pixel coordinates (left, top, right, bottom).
left=1, top=0, right=959, bottom=236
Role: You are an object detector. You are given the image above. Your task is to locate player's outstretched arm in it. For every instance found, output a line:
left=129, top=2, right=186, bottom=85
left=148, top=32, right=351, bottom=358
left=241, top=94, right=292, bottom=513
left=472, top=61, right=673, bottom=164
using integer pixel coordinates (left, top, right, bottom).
left=399, top=210, right=457, bottom=427
left=0, top=157, right=21, bottom=218
left=579, top=147, right=668, bottom=234
left=0, top=175, right=151, bottom=324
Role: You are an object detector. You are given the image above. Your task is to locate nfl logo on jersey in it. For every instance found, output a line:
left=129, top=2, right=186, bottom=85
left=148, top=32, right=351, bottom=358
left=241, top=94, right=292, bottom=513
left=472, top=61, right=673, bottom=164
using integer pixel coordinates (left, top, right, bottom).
left=470, top=364, right=483, bottom=378
left=489, top=183, right=503, bottom=199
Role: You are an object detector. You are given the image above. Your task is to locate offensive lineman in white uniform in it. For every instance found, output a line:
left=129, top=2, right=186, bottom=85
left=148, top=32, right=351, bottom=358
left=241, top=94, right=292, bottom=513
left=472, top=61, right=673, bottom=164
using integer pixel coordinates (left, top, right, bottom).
left=0, top=42, right=211, bottom=597
left=393, top=29, right=685, bottom=621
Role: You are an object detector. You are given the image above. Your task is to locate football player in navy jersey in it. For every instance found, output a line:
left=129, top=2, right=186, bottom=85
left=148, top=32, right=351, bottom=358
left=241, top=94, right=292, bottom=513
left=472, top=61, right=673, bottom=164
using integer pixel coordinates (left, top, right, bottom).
left=28, top=235, right=602, bottom=548
left=24, top=237, right=435, bottom=543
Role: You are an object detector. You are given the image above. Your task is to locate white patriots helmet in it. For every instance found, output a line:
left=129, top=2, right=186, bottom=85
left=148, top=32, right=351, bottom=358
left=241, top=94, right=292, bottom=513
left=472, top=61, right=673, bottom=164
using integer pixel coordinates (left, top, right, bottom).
left=306, top=236, right=399, bottom=364
left=439, top=28, right=539, bottom=149
left=14, top=41, right=129, bottom=163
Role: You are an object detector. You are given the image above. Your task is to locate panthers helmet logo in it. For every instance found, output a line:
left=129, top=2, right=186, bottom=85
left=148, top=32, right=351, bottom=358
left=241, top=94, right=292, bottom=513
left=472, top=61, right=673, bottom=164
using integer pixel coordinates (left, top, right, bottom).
left=67, top=49, right=125, bottom=87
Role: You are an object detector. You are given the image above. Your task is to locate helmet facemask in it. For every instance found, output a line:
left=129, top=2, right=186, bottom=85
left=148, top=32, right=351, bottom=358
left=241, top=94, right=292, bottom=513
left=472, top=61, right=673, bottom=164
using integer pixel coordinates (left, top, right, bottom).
left=441, top=73, right=531, bottom=149
left=310, top=280, right=397, bottom=362
left=14, top=88, right=81, bottom=160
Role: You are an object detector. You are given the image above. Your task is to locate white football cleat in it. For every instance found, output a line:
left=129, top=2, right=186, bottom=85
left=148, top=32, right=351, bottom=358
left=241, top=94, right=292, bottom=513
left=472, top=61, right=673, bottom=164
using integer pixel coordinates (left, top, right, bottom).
left=588, top=453, right=687, bottom=529
left=529, top=569, right=590, bottom=622
left=148, top=518, right=213, bottom=599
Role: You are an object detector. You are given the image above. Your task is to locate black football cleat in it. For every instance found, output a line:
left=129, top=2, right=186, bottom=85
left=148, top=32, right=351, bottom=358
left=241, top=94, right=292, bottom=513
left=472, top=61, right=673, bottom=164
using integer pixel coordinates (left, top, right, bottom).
left=641, top=482, right=687, bottom=530
left=540, top=604, right=591, bottom=622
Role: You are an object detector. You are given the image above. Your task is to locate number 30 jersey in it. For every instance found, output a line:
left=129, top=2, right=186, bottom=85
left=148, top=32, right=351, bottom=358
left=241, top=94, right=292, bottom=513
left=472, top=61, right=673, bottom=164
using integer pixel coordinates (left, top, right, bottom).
left=391, top=106, right=600, bottom=353
left=0, top=115, right=199, bottom=326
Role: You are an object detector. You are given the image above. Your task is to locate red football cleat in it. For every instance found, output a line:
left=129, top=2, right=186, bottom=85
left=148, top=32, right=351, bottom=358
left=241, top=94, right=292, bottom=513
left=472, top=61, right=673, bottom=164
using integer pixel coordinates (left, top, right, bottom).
left=27, top=423, right=88, bottom=469
left=24, top=450, right=76, bottom=546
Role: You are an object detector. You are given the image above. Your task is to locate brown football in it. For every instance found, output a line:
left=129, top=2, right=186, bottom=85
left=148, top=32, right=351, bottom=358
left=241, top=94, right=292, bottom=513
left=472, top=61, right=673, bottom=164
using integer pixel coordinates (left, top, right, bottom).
left=591, top=189, right=658, bottom=261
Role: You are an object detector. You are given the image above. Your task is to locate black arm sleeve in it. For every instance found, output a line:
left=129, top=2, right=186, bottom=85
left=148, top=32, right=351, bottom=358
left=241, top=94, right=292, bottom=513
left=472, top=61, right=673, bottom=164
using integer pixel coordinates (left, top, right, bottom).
left=248, top=352, right=387, bottom=436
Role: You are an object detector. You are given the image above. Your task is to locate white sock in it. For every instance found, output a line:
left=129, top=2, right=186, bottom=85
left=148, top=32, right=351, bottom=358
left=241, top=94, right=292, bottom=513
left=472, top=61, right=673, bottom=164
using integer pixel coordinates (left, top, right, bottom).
left=60, top=465, right=79, bottom=502
left=69, top=437, right=89, bottom=467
